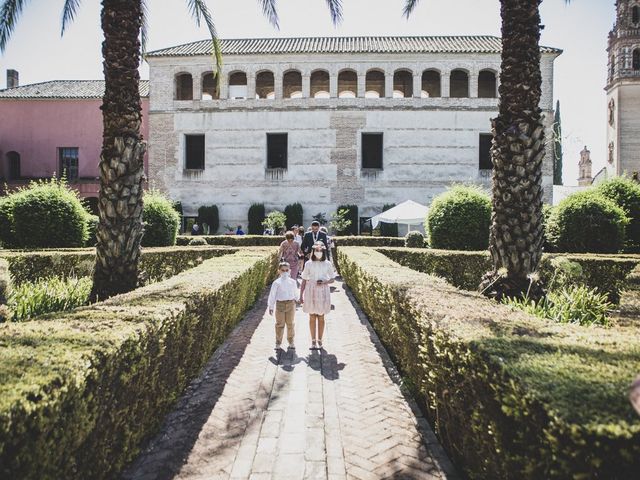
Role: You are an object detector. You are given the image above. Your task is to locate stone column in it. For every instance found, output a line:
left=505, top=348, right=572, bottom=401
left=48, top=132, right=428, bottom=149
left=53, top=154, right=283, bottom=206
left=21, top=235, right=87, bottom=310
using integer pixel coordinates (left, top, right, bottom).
left=219, top=72, right=229, bottom=99
left=192, top=71, right=202, bottom=100
left=441, top=71, right=450, bottom=98
left=469, top=70, right=479, bottom=98
left=412, top=74, right=422, bottom=98
left=302, top=74, right=311, bottom=98
left=247, top=71, right=256, bottom=100
left=274, top=71, right=283, bottom=99
left=357, top=73, right=366, bottom=98
left=330, top=74, right=338, bottom=98
left=384, top=73, right=394, bottom=98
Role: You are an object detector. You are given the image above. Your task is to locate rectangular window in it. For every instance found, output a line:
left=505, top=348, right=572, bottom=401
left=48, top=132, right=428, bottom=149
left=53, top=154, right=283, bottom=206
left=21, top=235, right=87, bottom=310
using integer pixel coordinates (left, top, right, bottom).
left=362, top=133, right=383, bottom=170
left=479, top=134, right=493, bottom=170
left=59, top=147, right=79, bottom=180
left=185, top=134, right=205, bottom=170
left=267, top=133, right=288, bottom=169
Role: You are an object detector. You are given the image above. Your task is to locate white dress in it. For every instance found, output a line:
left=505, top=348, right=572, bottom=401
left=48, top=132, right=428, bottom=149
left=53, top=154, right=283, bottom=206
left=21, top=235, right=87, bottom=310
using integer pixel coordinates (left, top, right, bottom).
left=301, top=260, right=334, bottom=315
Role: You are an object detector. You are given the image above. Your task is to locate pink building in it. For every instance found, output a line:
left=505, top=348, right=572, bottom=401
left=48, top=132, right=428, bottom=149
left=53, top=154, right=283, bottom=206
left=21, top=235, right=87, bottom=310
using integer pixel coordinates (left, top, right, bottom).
left=0, top=72, right=149, bottom=211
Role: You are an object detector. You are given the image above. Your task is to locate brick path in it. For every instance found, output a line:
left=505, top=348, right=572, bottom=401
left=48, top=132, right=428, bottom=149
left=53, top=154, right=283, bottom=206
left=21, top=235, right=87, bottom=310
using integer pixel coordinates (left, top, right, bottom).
left=122, top=279, right=458, bottom=480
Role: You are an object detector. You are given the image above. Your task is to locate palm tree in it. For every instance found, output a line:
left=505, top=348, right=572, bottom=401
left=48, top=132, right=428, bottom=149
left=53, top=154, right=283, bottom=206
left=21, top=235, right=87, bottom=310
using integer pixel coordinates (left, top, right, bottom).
left=406, top=0, right=549, bottom=301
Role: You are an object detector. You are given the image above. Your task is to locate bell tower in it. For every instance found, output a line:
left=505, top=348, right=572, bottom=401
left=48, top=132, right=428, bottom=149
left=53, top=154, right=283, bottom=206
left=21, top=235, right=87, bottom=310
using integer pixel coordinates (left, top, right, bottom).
left=606, top=0, right=640, bottom=176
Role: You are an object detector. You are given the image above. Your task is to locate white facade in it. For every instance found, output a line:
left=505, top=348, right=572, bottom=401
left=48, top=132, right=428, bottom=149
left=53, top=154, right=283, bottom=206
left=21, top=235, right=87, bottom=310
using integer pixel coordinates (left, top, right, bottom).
left=146, top=37, right=560, bottom=233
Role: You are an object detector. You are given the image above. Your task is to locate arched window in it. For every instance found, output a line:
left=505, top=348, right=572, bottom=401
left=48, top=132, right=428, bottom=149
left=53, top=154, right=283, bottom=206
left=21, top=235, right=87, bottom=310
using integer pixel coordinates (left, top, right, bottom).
left=365, top=70, right=385, bottom=98
left=228, top=72, right=247, bottom=99
left=256, top=71, right=275, bottom=99
left=175, top=73, right=193, bottom=100
left=7, top=151, right=20, bottom=180
left=634, top=48, right=640, bottom=71
left=450, top=69, right=469, bottom=98
left=310, top=70, right=330, bottom=98
left=633, top=5, right=639, bottom=24
left=283, top=70, right=303, bottom=98
left=421, top=70, right=441, bottom=98
left=201, top=72, right=218, bottom=100
left=393, top=70, right=413, bottom=98
left=338, top=70, right=357, bottom=98
left=478, top=70, right=497, bottom=98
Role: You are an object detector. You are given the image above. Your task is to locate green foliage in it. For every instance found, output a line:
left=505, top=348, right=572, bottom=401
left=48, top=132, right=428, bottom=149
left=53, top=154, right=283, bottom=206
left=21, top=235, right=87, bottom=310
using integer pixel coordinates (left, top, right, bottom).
left=0, top=258, right=9, bottom=306
left=197, top=205, right=219, bottom=234
left=379, top=203, right=398, bottom=237
left=426, top=185, right=491, bottom=250
left=553, top=100, right=563, bottom=186
left=595, top=176, right=640, bottom=252
left=404, top=231, right=425, bottom=248
left=5, top=276, right=92, bottom=322
left=379, top=248, right=638, bottom=303
left=176, top=235, right=282, bottom=247
left=188, top=237, right=209, bottom=246
left=542, top=203, right=554, bottom=251
left=141, top=190, right=180, bottom=247
left=262, top=210, right=287, bottom=233
left=248, top=203, right=266, bottom=234
left=336, top=204, right=358, bottom=235
left=546, top=190, right=628, bottom=253
left=172, top=200, right=183, bottom=216
left=312, top=212, right=328, bottom=226
left=338, top=247, right=640, bottom=479
left=0, top=196, right=17, bottom=248
left=85, top=214, right=99, bottom=247
left=0, top=249, right=278, bottom=479
left=329, top=209, right=353, bottom=235
left=10, top=178, right=89, bottom=248
left=284, top=203, right=303, bottom=228
left=331, top=236, right=405, bottom=247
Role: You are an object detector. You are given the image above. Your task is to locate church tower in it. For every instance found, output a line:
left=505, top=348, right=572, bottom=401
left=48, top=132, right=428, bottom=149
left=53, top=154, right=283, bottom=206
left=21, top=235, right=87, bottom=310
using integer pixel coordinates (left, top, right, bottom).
left=606, top=0, right=640, bottom=176
left=578, top=146, right=593, bottom=186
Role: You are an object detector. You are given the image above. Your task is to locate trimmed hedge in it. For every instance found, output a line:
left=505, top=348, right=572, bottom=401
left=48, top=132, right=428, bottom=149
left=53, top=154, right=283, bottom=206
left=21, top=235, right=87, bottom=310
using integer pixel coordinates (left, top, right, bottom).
left=175, top=235, right=406, bottom=248
left=0, top=196, right=16, bottom=248
left=0, top=248, right=278, bottom=479
left=405, top=231, right=426, bottom=248
left=142, top=191, right=181, bottom=247
left=338, top=247, right=640, bottom=479
left=248, top=203, right=266, bottom=235
left=198, top=205, right=219, bottom=235
left=379, top=247, right=639, bottom=303
left=0, top=258, right=8, bottom=305
left=595, top=177, right=640, bottom=252
left=0, top=246, right=237, bottom=286
left=284, top=202, right=303, bottom=228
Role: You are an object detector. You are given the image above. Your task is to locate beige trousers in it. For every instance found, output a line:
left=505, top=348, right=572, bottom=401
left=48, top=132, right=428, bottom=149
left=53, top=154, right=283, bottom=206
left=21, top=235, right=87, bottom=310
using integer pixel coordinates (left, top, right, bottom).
left=275, top=300, right=296, bottom=344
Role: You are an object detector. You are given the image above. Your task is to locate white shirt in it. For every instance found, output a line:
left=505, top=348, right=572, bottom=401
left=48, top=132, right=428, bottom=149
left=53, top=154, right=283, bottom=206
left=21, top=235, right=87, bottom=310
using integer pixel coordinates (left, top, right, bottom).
left=268, top=275, right=299, bottom=310
left=294, top=234, right=303, bottom=246
left=301, top=260, right=334, bottom=283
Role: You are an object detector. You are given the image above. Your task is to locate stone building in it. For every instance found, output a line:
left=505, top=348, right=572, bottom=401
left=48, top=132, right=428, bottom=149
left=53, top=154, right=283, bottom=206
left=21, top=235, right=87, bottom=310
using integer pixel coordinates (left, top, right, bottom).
left=606, top=0, right=640, bottom=176
left=578, top=146, right=594, bottom=186
left=145, top=36, right=561, bottom=233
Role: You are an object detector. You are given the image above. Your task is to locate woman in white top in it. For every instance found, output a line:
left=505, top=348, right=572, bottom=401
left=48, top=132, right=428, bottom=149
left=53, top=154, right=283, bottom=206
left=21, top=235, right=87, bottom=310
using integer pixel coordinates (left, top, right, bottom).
left=300, top=242, right=335, bottom=349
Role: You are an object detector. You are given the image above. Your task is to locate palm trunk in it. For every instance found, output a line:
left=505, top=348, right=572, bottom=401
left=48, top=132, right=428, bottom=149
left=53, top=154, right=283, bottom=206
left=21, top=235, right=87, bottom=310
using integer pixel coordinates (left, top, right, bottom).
left=480, top=0, right=546, bottom=301
left=90, top=0, right=146, bottom=301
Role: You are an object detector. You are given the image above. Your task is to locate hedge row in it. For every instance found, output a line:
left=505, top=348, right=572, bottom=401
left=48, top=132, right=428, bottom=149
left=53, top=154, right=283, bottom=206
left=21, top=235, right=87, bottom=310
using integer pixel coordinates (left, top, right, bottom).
left=337, top=247, right=640, bottom=479
left=379, top=247, right=639, bottom=303
left=175, top=235, right=406, bottom=248
left=0, top=248, right=278, bottom=479
left=0, top=246, right=237, bottom=286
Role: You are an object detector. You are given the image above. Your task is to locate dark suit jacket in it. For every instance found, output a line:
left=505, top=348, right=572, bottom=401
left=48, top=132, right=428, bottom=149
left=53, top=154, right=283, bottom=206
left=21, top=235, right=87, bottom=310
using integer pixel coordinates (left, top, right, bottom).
left=301, top=231, right=329, bottom=255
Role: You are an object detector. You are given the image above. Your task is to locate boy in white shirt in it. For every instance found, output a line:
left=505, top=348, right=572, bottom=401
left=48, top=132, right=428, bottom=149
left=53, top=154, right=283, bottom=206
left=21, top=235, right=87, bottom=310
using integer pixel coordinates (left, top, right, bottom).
left=268, top=262, right=299, bottom=350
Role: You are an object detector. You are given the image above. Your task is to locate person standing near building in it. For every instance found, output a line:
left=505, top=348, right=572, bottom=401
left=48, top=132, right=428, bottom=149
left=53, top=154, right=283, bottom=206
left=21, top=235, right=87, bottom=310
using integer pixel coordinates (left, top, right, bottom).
left=301, top=221, right=329, bottom=262
left=268, top=262, right=298, bottom=350
left=279, top=231, right=302, bottom=281
left=300, top=242, right=334, bottom=350
left=236, top=225, right=245, bottom=235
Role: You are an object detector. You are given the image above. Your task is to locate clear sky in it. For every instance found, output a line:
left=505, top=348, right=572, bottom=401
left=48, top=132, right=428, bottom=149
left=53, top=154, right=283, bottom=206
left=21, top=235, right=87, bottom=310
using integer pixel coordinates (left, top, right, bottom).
left=0, top=0, right=614, bottom=185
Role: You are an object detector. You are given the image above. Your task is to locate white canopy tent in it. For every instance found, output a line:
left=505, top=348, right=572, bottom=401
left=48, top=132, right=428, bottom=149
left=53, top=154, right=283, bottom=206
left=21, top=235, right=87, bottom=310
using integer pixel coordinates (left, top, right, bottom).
left=369, top=200, right=429, bottom=233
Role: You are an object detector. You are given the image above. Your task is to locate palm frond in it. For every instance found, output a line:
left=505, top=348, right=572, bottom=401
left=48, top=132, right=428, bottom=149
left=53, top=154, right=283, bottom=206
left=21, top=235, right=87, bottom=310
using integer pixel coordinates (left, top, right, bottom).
left=259, top=0, right=279, bottom=29
left=140, top=0, right=149, bottom=54
left=403, top=0, right=420, bottom=19
left=324, top=0, right=343, bottom=25
left=61, top=0, right=81, bottom=36
left=0, top=0, right=28, bottom=52
left=185, top=0, right=223, bottom=82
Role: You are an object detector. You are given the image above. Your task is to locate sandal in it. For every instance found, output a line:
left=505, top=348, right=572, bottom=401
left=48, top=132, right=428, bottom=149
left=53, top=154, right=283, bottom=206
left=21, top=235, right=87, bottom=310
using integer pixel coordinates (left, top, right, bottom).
left=317, top=340, right=323, bottom=349
left=310, top=340, right=317, bottom=350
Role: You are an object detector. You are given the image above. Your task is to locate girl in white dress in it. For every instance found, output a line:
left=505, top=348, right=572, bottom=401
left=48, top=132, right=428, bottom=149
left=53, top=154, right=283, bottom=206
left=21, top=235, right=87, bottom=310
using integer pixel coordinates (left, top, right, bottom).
left=300, top=242, right=335, bottom=349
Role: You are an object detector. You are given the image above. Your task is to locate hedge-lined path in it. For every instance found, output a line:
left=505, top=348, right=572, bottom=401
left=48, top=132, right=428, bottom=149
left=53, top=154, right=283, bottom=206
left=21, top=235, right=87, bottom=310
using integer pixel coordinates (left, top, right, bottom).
left=122, top=279, right=457, bottom=480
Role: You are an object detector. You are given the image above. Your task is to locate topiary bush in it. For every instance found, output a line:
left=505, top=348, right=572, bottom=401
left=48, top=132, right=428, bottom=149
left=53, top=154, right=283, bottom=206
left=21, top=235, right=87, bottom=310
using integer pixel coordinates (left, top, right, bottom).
left=284, top=202, right=303, bottom=228
left=405, top=231, right=425, bottom=248
left=188, top=236, right=208, bottom=246
left=595, top=176, right=640, bottom=252
left=336, top=204, right=359, bottom=235
left=426, top=185, right=491, bottom=250
left=11, top=179, right=89, bottom=249
left=379, top=203, right=399, bottom=237
left=248, top=203, right=266, bottom=235
left=141, top=190, right=180, bottom=247
left=85, top=214, right=99, bottom=247
left=197, top=205, right=219, bottom=234
left=546, top=190, right=628, bottom=253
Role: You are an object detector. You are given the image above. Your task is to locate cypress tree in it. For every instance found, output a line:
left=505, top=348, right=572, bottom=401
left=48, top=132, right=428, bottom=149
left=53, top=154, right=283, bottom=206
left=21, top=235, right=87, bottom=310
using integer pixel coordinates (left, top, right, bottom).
left=553, top=100, right=564, bottom=185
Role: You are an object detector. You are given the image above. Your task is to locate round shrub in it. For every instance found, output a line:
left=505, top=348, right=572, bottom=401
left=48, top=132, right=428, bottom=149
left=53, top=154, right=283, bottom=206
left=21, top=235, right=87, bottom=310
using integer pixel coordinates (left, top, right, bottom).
left=426, top=186, right=491, bottom=251
left=284, top=203, right=303, bottom=229
left=188, top=237, right=208, bottom=246
left=595, top=177, right=640, bottom=252
left=141, top=191, right=180, bottom=247
left=546, top=191, right=628, bottom=253
left=248, top=203, right=265, bottom=235
left=405, top=231, right=425, bottom=248
left=198, top=205, right=219, bottom=234
left=11, top=179, right=88, bottom=248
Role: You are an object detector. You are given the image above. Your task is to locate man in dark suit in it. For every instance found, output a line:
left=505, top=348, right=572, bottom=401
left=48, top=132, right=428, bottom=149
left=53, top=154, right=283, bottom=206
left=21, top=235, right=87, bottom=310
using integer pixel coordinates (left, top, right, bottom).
left=301, top=221, right=329, bottom=260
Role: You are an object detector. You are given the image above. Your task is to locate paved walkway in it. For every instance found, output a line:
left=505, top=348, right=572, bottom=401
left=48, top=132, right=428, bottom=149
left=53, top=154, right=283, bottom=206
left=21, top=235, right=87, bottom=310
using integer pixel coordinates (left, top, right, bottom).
left=122, top=279, right=457, bottom=480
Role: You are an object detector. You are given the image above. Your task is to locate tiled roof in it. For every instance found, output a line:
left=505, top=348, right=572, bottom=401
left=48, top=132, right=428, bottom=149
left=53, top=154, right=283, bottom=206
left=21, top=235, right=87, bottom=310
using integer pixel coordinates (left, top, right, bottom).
left=0, top=80, right=150, bottom=99
left=146, top=35, right=561, bottom=57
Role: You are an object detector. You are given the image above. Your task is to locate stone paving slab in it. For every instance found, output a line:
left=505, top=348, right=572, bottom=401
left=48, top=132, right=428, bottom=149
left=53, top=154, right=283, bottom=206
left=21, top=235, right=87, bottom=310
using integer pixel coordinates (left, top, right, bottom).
left=122, top=279, right=458, bottom=480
